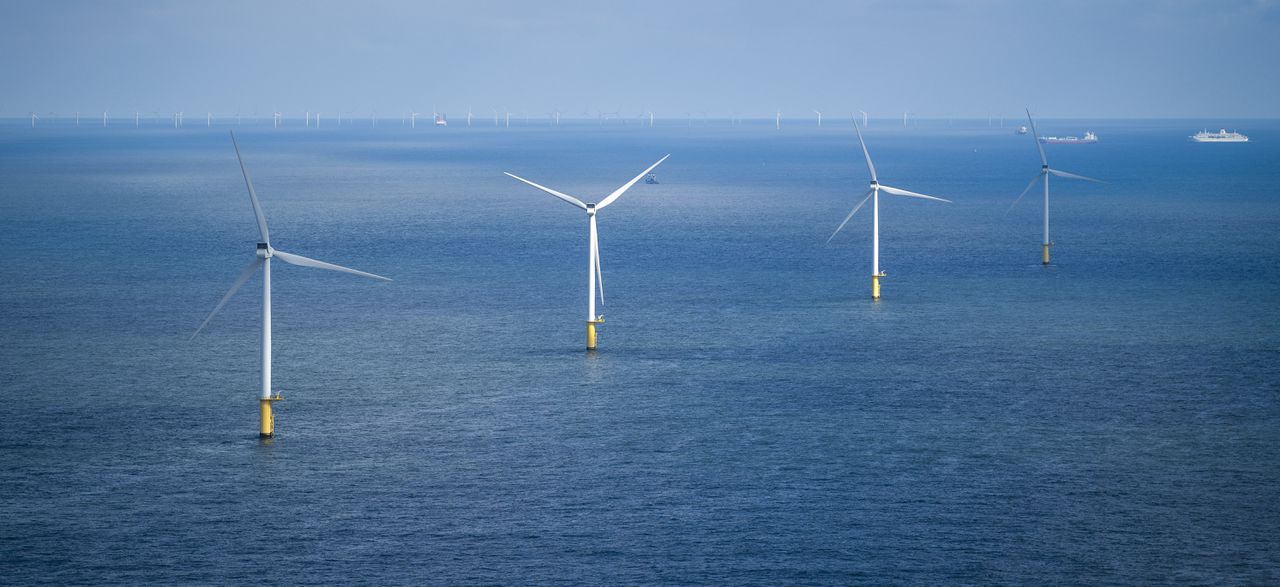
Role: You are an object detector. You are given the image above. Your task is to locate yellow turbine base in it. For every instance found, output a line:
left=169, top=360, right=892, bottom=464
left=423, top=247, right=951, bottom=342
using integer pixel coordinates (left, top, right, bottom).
left=259, top=399, right=273, bottom=438
left=586, top=321, right=599, bottom=350
left=1042, top=243, right=1051, bottom=265
left=871, top=274, right=881, bottom=300
left=259, top=395, right=281, bottom=438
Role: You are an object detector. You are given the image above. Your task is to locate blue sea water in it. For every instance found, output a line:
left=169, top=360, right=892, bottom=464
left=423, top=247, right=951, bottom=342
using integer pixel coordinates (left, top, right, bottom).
left=1, top=118, right=1278, bottom=584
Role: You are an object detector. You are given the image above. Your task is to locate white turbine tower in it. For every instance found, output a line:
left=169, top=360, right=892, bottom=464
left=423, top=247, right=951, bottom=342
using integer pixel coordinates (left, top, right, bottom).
left=775, top=109, right=781, bottom=130
left=859, top=110, right=868, bottom=127
left=504, top=154, right=671, bottom=350
left=1011, top=108, right=1104, bottom=265
left=29, top=112, right=38, bottom=127
left=828, top=123, right=951, bottom=300
left=191, top=131, right=391, bottom=439
left=408, top=109, right=419, bottom=129
left=814, top=110, right=823, bottom=127
left=467, top=106, right=473, bottom=127
left=102, top=110, right=108, bottom=127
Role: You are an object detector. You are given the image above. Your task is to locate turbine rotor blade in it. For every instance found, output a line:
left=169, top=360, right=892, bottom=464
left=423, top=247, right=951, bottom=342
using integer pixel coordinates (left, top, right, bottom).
left=1007, top=172, right=1044, bottom=215
left=502, top=172, right=588, bottom=210
left=1025, top=108, right=1048, bottom=166
left=878, top=184, right=952, bottom=203
left=594, top=237, right=604, bottom=306
left=190, top=258, right=261, bottom=340
left=827, top=189, right=875, bottom=244
left=853, top=122, right=878, bottom=183
left=1048, top=168, right=1105, bottom=183
left=272, top=250, right=392, bottom=281
left=230, top=131, right=271, bottom=244
left=596, top=154, right=670, bottom=210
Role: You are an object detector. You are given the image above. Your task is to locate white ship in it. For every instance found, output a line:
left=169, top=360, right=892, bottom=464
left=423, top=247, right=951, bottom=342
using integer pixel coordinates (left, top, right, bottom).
left=1190, top=129, right=1247, bottom=142
left=435, top=113, right=447, bottom=127
left=1039, top=131, right=1098, bottom=144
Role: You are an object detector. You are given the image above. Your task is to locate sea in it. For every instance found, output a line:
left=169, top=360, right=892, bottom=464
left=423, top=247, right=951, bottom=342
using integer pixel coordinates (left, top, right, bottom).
left=1, top=117, right=1278, bottom=584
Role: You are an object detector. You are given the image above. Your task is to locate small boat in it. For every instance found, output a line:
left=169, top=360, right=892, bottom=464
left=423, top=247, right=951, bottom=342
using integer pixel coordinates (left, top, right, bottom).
left=434, top=114, right=447, bottom=127
left=1039, top=131, right=1098, bottom=144
left=1017, top=125, right=1028, bottom=135
left=1190, top=129, right=1247, bottom=142
left=644, top=173, right=659, bottom=185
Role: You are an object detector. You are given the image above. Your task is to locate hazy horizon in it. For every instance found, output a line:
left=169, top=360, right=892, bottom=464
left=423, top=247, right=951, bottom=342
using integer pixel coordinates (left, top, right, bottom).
left=2, top=0, right=1278, bottom=119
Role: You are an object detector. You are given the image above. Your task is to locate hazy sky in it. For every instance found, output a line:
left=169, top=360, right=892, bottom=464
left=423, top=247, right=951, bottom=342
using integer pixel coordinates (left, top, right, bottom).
left=2, top=0, right=1277, bottom=118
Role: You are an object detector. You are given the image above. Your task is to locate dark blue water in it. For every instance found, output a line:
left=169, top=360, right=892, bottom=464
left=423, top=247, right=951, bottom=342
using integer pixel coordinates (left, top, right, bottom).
left=2, top=119, right=1278, bottom=584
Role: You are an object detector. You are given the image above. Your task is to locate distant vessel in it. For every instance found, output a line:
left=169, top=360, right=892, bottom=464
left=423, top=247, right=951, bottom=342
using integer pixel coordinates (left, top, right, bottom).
left=1017, top=125, right=1028, bottom=135
left=435, top=113, right=447, bottom=127
left=1190, top=129, right=1247, bottom=142
left=1039, top=131, right=1098, bottom=144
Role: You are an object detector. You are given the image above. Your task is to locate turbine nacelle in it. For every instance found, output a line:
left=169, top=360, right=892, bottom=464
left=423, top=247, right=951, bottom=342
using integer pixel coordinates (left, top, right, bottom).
left=256, top=242, right=272, bottom=258
left=586, top=203, right=597, bottom=216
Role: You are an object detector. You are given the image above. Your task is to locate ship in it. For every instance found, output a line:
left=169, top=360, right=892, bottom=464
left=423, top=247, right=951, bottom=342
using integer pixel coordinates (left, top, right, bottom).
left=1039, top=131, right=1098, bottom=144
left=434, top=113, right=447, bottom=127
left=1017, top=125, right=1028, bottom=135
left=1190, top=129, right=1247, bottom=142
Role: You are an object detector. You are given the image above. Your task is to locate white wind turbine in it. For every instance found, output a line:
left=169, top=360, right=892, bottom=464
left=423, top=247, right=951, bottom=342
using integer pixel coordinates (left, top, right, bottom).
left=775, top=109, right=782, bottom=130
left=102, top=110, right=108, bottom=127
left=828, top=123, right=951, bottom=300
left=467, top=106, right=473, bottom=127
left=504, top=154, right=671, bottom=350
left=408, top=109, right=420, bottom=129
left=814, top=110, right=823, bottom=127
left=1011, top=108, right=1104, bottom=265
left=859, top=110, right=868, bottom=127
left=191, top=131, right=391, bottom=439
left=29, top=112, right=38, bottom=127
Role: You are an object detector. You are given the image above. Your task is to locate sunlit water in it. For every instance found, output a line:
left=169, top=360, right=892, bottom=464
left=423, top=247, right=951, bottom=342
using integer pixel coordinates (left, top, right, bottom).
left=1, top=119, right=1278, bottom=583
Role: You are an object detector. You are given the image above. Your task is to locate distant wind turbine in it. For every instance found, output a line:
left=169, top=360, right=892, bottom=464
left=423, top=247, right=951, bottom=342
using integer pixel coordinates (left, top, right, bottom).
left=828, top=123, right=951, bottom=299
left=814, top=110, right=823, bottom=127
left=776, top=109, right=781, bottom=130
left=191, top=131, right=391, bottom=439
left=102, top=110, right=108, bottom=127
left=504, top=154, right=671, bottom=350
left=29, top=112, right=38, bottom=128
left=1010, top=108, right=1105, bottom=265
left=859, top=110, right=868, bottom=127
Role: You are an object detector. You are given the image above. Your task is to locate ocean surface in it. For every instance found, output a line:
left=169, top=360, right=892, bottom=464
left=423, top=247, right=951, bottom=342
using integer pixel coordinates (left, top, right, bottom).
left=1, top=118, right=1278, bottom=584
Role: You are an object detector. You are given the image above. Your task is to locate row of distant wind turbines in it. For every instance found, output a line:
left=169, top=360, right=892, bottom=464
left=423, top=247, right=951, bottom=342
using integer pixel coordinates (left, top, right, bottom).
left=23, top=108, right=972, bottom=129
left=192, top=108, right=1098, bottom=439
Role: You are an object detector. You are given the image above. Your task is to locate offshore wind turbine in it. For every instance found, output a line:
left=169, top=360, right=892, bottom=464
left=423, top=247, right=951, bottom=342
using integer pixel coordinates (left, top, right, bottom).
left=102, top=110, right=108, bottom=127
left=828, top=123, right=951, bottom=300
left=859, top=110, right=868, bottom=127
left=814, top=110, right=823, bottom=127
left=775, top=109, right=781, bottom=130
left=191, top=131, right=391, bottom=439
left=504, top=154, right=671, bottom=350
left=1012, top=108, right=1105, bottom=265
left=29, top=112, right=38, bottom=127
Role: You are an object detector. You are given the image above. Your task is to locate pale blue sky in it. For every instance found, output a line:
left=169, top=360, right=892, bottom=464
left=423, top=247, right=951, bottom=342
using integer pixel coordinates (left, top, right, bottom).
left=2, top=0, right=1277, bottom=118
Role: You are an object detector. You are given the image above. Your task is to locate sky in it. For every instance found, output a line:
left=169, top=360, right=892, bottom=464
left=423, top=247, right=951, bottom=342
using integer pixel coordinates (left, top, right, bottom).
left=1, top=0, right=1278, bottom=119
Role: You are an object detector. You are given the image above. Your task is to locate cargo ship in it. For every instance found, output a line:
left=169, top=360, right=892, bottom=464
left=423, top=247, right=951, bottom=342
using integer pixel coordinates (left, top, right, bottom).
left=1039, top=131, right=1097, bottom=144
